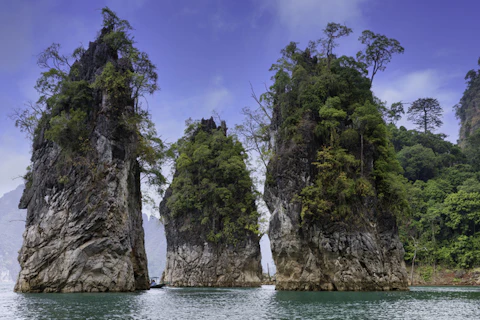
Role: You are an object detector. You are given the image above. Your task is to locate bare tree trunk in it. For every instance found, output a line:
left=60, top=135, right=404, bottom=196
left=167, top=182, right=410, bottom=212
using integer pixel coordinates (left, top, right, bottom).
left=432, top=221, right=436, bottom=278
left=361, top=133, right=364, bottom=176
left=410, top=238, right=417, bottom=286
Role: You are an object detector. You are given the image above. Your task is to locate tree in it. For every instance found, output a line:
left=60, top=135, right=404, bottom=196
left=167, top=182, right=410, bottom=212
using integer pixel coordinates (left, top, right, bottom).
left=386, top=102, right=405, bottom=124
left=321, top=22, right=352, bottom=69
left=407, top=98, right=443, bottom=133
left=357, top=30, right=404, bottom=85
left=234, top=84, right=272, bottom=173
left=397, top=144, right=438, bottom=181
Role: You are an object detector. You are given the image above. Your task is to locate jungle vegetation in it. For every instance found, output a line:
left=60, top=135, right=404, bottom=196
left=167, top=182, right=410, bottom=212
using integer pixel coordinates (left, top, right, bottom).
left=11, top=7, right=166, bottom=198
left=238, top=22, right=479, bottom=271
left=164, top=119, right=260, bottom=245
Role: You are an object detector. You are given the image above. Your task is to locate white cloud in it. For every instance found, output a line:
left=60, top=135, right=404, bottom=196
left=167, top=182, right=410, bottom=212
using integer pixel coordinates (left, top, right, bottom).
left=254, top=0, right=370, bottom=57
left=373, top=69, right=462, bottom=142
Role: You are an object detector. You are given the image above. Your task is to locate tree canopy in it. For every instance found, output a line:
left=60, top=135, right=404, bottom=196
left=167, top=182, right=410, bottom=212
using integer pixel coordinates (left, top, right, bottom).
left=357, top=30, right=404, bottom=84
left=263, top=23, right=407, bottom=222
left=165, top=119, right=260, bottom=245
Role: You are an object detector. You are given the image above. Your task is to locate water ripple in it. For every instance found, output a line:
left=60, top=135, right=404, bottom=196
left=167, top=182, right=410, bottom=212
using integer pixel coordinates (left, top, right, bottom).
left=0, top=283, right=479, bottom=319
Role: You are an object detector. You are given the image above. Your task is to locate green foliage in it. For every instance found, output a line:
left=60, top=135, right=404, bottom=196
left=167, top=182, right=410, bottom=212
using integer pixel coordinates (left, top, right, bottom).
left=299, top=147, right=374, bottom=220
left=44, top=108, right=89, bottom=151
left=390, top=119, right=480, bottom=269
left=386, top=102, right=405, bottom=124
left=454, top=58, right=480, bottom=124
left=463, top=128, right=480, bottom=171
left=23, top=166, right=33, bottom=189
left=12, top=7, right=166, bottom=201
left=320, top=22, right=353, bottom=68
left=357, top=30, right=404, bottom=84
left=418, top=265, right=434, bottom=282
left=166, top=121, right=260, bottom=245
left=266, top=27, right=408, bottom=223
left=91, top=61, right=131, bottom=104
left=397, top=144, right=438, bottom=181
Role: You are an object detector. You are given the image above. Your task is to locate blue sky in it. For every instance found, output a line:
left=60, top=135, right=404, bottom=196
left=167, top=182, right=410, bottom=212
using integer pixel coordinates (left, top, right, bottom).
left=1, top=0, right=479, bottom=198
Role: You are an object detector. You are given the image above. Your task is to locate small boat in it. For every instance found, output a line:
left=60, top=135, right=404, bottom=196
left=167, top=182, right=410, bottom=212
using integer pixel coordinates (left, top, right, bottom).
left=149, top=277, right=165, bottom=289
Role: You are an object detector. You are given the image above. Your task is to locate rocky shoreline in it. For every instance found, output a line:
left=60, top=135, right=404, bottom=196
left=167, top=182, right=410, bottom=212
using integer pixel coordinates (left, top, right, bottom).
left=408, top=266, right=480, bottom=286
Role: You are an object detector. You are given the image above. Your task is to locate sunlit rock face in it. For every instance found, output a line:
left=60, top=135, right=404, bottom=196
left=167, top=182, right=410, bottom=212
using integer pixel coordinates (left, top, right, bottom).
left=160, top=118, right=262, bottom=287
left=265, top=112, right=409, bottom=292
left=14, top=31, right=149, bottom=293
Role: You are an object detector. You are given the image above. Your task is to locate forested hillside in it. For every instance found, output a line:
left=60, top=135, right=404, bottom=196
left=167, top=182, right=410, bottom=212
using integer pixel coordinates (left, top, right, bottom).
left=393, top=64, right=480, bottom=275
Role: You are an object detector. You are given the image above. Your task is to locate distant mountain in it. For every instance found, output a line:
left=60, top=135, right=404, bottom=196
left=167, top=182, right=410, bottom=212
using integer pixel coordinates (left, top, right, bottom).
left=0, top=185, right=26, bottom=282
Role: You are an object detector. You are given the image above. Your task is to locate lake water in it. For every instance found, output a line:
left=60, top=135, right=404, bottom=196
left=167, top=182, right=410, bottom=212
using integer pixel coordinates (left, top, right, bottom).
left=0, top=283, right=479, bottom=319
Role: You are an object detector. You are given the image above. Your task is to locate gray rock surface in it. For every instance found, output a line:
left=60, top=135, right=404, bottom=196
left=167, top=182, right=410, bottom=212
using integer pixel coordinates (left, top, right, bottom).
left=265, top=113, right=408, bottom=292
left=14, top=31, right=149, bottom=293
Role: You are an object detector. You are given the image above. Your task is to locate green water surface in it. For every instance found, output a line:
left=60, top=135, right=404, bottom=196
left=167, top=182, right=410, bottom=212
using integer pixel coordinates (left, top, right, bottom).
left=0, top=283, right=479, bottom=319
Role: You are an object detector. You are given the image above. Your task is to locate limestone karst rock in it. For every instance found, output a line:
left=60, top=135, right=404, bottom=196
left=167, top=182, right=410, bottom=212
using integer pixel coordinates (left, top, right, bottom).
left=160, top=118, right=262, bottom=287
left=15, top=22, right=151, bottom=293
left=265, top=118, right=409, bottom=291
left=456, top=62, right=480, bottom=148
left=264, top=42, right=409, bottom=291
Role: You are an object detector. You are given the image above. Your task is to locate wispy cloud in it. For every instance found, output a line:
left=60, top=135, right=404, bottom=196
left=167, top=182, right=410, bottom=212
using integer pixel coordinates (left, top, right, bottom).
left=209, top=9, right=238, bottom=33
left=272, top=0, right=367, bottom=33
left=253, top=0, right=370, bottom=56
left=254, top=0, right=368, bottom=34
left=373, top=69, right=462, bottom=141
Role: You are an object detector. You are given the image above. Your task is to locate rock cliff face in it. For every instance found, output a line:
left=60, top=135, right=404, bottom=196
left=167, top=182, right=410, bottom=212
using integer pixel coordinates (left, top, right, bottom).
left=456, top=64, right=480, bottom=148
left=265, top=112, right=409, bottom=291
left=160, top=118, right=262, bottom=287
left=15, top=30, right=149, bottom=293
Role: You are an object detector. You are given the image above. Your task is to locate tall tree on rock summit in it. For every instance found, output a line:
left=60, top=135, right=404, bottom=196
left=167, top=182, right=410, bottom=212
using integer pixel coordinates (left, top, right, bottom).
left=321, top=22, right=353, bottom=69
left=12, top=7, right=166, bottom=196
left=357, top=30, right=404, bottom=85
left=407, top=98, right=443, bottom=134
